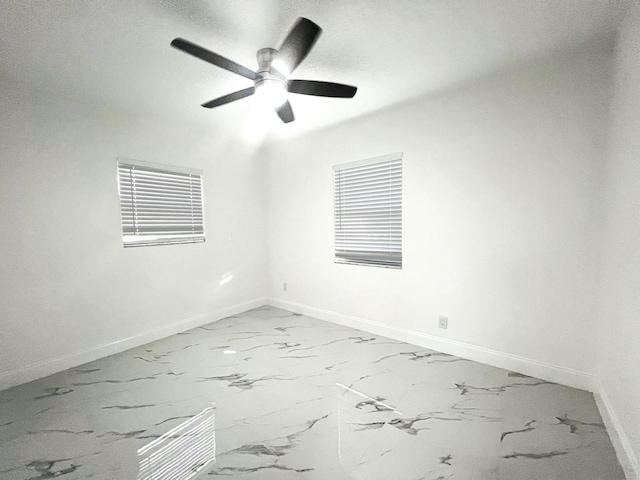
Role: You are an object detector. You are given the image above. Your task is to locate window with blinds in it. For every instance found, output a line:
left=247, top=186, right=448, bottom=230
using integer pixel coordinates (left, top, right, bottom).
left=117, top=160, right=205, bottom=247
left=333, top=153, right=402, bottom=268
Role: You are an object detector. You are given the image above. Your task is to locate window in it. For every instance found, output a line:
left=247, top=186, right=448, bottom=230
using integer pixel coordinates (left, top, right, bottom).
left=117, top=160, right=205, bottom=247
left=333, top=153, right=402, bottom=268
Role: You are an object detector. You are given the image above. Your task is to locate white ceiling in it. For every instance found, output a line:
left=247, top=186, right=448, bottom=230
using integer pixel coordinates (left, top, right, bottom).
left=0, top=1, right=629, bottom=145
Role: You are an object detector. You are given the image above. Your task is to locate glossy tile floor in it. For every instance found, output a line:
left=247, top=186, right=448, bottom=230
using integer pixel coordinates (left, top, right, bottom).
left=0, top=306, right=625, bottom=479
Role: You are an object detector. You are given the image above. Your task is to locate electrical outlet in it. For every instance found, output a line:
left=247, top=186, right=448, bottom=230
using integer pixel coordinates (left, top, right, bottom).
left=283, top=283, right=288, bottom=292
left=438, top=316, right=448, bottom=329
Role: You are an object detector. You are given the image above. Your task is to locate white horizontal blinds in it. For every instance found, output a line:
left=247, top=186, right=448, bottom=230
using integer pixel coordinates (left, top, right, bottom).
left=334, top=155, right=402, bottom=268
left=118, top=161, right=205, bottom=247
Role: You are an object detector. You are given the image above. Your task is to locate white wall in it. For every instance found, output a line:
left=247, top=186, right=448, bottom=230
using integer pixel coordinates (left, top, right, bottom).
left=264, top=45, right=611, bottom=387
left=0, top=78, right=268, bottom=389
left=596, top=2, right=640, bottom=477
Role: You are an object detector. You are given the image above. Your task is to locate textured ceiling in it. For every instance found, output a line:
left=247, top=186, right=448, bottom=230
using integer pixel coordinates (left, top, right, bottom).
left=0, top=1, right=629, bottom=144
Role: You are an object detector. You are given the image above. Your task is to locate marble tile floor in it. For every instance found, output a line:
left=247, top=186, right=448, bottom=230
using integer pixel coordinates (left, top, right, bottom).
left=0, top=306, right=625, bottom=479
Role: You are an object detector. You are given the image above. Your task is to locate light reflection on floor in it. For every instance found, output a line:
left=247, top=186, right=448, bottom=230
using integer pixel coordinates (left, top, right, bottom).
left=137, top=406, right=215, bottom=480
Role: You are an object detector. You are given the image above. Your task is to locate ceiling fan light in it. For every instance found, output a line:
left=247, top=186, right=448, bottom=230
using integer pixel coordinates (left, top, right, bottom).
left=255, top=79, right=288, bottom=108
left=271, top=58, right=291, bottom=78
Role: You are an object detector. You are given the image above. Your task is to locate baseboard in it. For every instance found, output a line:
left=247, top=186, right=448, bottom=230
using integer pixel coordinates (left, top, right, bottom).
left=268, top=297, right=596, bottom=391
left=0, top=296, right=269, bottom=392
left=593, top=377, right=639, bottom=480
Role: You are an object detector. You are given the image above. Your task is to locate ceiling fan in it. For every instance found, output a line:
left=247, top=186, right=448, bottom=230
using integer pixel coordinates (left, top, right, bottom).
left=170, top=17, right=357, bottom=123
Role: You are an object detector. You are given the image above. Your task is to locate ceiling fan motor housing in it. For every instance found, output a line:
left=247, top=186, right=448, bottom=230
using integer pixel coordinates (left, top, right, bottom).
left=255, top=48, right=287, bottom=89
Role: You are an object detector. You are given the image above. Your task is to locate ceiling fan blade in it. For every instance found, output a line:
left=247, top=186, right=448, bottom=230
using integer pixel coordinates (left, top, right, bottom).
left=275, top=101, right=295, bottom=123
left=287, top=80, right=357, bottom=98
left=201, top=87, right=255, bottom=109
left=276, top=18, right=322, bottom=74
left=171, top=38, right=258, bottom=81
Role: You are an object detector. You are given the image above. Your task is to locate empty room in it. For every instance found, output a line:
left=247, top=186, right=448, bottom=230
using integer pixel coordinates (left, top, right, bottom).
left=1, top=1, right=639, bottom=479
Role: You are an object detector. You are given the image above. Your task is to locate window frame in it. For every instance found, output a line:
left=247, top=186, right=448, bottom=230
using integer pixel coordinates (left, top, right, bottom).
left=333, top=153, right=403, bottom=269
left=116, top=159, right=205, bottom=247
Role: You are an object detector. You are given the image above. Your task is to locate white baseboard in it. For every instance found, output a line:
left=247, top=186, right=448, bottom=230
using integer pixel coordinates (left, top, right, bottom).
left=593, top=377, right=639, bottom=480
left=268, top=297, right=595, bottom=391
left=0, top=296, right=268, bottom=392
